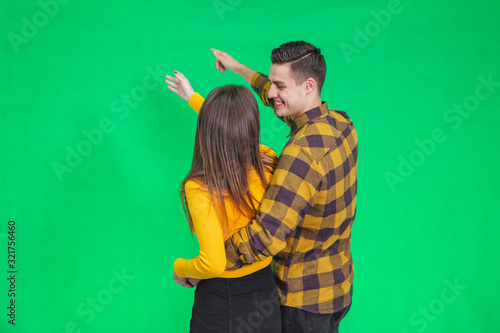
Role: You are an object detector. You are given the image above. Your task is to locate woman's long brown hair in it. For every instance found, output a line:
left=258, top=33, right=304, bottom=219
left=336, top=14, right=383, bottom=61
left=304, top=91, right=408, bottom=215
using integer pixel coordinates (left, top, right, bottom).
left=180, top=85, right=277, bottom=238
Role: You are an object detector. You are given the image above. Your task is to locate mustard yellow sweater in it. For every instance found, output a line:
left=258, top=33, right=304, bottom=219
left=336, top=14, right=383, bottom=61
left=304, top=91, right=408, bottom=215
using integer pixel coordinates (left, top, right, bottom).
left=173, top=93, right=275, bottom=279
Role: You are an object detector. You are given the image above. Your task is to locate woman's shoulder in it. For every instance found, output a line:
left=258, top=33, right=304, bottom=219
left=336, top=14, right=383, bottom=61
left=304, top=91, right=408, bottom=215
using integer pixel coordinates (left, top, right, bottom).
left=184, top=179, right=210, bottom=199
left=185, top=179, right=204, bottom=190
left=259, top=144, right=278, bottom=158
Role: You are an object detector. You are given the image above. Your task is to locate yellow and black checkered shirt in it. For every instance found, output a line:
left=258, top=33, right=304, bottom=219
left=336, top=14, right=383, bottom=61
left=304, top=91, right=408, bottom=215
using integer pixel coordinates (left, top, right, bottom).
left=225, top=72, right=358, bottom=314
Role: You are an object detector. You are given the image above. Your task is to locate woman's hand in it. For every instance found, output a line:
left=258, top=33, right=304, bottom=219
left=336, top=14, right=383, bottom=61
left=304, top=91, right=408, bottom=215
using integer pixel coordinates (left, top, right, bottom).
left=173, top=272, right=199, bottom=288
left=165, top=70, right=195, bottom=102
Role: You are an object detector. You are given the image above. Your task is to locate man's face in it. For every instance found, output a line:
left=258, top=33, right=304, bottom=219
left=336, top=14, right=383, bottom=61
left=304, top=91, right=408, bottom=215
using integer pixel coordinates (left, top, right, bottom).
left=268, top=63, right=307, bottom=118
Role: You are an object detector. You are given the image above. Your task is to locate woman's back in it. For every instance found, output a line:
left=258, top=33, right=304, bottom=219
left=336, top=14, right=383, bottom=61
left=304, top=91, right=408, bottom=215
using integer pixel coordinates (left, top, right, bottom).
left=177, top=144, right=277, bottom=279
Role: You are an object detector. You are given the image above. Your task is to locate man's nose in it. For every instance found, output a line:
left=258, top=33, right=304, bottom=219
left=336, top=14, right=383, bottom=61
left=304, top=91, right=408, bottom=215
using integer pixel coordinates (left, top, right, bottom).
left=268, top=85, right=277, bottom=99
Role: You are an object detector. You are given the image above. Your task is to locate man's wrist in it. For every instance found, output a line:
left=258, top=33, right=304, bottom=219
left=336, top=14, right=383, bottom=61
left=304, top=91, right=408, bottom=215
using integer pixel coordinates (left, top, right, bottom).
left=233, top=62, right=247, bottom=75
left=235, top=64, right=257, bottom=85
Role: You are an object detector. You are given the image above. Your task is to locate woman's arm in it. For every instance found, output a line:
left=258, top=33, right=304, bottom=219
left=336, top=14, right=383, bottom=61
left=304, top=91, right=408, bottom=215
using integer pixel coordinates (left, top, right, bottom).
left=173, top=181, right=227, bottom=279
left=167, top=71, right=209, bottom=285
left=165, top=71, right=204, bottom=114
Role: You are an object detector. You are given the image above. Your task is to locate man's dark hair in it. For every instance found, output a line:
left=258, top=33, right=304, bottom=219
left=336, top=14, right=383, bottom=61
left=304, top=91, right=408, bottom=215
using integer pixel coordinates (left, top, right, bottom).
left=270, top=41, right=326, bottom=93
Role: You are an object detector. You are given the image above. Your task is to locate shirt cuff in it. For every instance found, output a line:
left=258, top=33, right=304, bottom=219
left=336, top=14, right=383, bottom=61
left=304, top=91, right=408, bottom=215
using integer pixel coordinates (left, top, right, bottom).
left=250, top=72, right=261, bottom=86
left=188, top=92, right=204, bottom=114
left=173, top=258, right=187, bottom=278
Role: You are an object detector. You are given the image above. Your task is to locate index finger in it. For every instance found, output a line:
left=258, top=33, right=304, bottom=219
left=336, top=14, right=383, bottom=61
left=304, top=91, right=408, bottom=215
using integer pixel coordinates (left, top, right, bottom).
left=210, top=48, right=224, bottom=59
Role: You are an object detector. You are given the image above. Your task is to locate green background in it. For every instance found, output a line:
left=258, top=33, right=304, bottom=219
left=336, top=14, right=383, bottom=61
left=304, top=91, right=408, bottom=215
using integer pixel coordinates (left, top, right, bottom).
left=1, top=0, right=499, bottom=332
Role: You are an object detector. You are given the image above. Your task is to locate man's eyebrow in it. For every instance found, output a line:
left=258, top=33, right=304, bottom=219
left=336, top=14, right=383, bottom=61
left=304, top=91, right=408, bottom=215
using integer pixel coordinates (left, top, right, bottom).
left=270, top=80, right=285, bottom=84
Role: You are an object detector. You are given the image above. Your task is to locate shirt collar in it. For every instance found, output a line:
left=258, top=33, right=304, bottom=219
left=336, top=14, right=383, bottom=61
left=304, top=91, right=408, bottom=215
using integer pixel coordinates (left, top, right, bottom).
left=287, top=102, right=328, bottom=137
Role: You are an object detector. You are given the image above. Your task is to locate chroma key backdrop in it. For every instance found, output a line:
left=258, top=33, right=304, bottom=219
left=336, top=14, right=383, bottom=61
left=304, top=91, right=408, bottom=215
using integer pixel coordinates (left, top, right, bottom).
left=1, top=0, right=499, bottom=332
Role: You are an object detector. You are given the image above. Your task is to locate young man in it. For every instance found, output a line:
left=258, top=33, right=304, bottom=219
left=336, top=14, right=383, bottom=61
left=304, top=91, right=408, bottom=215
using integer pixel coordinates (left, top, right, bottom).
left=213, top=41, right=358, bottom=333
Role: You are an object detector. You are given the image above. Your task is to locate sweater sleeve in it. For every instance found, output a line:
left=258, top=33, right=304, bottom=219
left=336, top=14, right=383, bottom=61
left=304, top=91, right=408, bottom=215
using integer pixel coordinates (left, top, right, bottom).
left=173, top=181, right=226, bottom=279
left=188, top=92, right=204, bottom=114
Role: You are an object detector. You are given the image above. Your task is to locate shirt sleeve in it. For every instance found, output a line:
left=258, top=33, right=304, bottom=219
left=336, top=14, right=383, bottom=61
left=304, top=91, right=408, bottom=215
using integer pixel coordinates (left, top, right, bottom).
left=188, top=92, right=204, bottom=114
left=224, top=144, right=322, bottom=269
left=250, top=72, right=293, bottom=127
left=174, top=181, right=226, bottom=279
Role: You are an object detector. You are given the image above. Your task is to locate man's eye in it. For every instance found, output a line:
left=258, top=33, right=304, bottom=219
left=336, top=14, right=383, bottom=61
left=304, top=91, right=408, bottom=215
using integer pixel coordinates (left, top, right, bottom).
left=278, top=86, right=284, bottom=89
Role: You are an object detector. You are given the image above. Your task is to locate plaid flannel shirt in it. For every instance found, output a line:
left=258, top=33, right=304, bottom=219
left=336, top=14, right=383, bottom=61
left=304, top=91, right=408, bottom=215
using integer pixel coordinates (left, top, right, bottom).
left=224, top=72, right=358, bottom=314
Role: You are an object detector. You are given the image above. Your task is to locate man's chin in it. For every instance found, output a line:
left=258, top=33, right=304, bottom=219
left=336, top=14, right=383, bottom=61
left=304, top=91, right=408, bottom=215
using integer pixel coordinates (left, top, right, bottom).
left=275, top=107, right=288, bottom=117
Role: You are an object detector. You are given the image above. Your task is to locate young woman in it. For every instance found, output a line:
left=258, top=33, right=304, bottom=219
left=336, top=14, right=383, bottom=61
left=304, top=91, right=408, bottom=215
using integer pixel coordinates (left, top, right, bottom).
left=165, top=71, right=281, bottom=333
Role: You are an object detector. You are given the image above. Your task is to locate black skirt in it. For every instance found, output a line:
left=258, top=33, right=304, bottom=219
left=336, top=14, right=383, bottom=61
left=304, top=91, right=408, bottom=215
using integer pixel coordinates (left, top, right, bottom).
left=190, top=264, right=282, bottom=333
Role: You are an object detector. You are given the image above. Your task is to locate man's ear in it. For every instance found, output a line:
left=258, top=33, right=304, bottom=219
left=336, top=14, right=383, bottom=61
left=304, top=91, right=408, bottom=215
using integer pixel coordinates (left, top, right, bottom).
left=304, top=78, right=317, bottom=94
